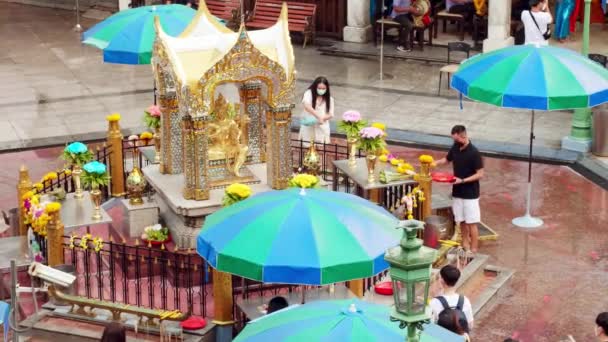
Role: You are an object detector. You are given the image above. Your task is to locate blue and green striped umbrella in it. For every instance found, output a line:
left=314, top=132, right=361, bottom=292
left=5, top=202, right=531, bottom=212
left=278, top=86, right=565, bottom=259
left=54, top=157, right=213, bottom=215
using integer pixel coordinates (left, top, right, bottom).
left=197, top=188, right=401, bottom=285
left=451, top=44, right=608, bottom=110
left=234, top=299, right=465, bottom=342
left=82, top=5, right=196, bottom=64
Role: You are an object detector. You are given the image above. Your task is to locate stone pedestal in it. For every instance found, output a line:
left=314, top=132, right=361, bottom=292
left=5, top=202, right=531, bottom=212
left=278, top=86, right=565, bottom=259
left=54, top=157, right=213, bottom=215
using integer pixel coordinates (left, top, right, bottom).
left=343, top=0, right=372, bottom=43
left=144, top=163, right=272, bottom=249
left=120, top=199, right=160, bottom=238
left=483, top=0, right=514, bottom=52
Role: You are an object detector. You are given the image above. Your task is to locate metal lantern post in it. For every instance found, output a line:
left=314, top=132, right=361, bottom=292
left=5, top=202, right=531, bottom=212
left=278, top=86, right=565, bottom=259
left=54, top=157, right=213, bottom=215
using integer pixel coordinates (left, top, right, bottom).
left=384, top=219, right=437, bottom=342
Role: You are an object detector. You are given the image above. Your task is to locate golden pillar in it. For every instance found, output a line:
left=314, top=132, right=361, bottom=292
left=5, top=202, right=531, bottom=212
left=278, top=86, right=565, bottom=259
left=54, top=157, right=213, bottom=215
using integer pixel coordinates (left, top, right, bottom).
left=17, top=165, right=32, bottom=236
left=348, top=279, right=364, bottom=298
left=416, top=161, right=433, bottom=220
left=159, top=95, right=181, bottom=174
left=266, top=105, right=293, bottom=190
left=239, top=82, right=264, bottom=163
left=46, top=210, right=65, bottom=267
left=212, top=269, right=234, bottom=324
left=107, top=119, right=125, bottom=197
left=182, top=116, right=210, bottom=201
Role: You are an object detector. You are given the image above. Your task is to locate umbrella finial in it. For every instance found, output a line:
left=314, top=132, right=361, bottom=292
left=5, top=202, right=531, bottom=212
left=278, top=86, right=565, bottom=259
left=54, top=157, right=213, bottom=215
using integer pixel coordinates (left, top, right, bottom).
left=348, top=303, right=357, bottom=313
left=299, top=188, right=306, bottom=196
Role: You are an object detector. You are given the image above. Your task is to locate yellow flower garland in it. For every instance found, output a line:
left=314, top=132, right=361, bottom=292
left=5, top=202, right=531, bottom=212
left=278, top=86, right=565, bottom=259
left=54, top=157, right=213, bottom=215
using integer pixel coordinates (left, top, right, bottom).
left=290, top=174, right=319, bottom=189
left=45, top=202, right=61, bottom=213
left=140, top=131, right=154, bottom=140
left=226, top=183, right=252, bottom=199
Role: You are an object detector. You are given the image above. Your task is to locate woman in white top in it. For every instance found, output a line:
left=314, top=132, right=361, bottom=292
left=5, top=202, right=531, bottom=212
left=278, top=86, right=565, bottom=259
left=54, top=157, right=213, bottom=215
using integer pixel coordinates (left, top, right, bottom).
left=299, top=76, right=335, bottom=144
left=522, top=0, right=553, bottom=46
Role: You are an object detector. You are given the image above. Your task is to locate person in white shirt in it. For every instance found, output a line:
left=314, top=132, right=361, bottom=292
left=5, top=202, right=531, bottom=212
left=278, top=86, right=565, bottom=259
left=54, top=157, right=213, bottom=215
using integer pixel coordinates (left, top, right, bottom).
left=521, top=0, right=553, bottom=45
left=299, top=76, right=334, bottom=144
left=429, top=265, right=474, bottom=330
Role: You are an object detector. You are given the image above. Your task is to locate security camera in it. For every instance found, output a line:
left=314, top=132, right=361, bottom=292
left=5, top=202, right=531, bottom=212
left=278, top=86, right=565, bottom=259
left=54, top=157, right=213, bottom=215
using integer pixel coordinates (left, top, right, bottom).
left=28, top=262, right=76, bottom=288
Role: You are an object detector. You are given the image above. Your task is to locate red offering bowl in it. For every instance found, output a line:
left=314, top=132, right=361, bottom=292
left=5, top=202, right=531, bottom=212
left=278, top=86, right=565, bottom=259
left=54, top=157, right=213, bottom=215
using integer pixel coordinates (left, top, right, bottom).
left=142, top=234, right=172, bottom=247
left=374, top=281, right=393, bottom=296
left=431, top=171, right=456, bottom=183
left=180, top=316, right=206, bottom=330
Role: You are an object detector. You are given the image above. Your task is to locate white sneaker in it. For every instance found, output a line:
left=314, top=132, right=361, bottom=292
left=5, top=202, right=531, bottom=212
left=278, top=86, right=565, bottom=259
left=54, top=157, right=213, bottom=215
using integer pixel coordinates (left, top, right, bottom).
left=396, top=45, right=411, bottom=52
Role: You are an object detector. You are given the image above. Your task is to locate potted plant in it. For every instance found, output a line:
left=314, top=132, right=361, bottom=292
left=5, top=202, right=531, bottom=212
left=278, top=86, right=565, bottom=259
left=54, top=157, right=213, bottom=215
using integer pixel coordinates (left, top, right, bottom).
left=142, top=224, right=171, bottom=246
left=358, top=127, right=386, bottom=184
left=82, top=161, right=110, bottom=221
left=337, top=110, right=367, bottom=167
left=143, top=105, right=162, bottom=163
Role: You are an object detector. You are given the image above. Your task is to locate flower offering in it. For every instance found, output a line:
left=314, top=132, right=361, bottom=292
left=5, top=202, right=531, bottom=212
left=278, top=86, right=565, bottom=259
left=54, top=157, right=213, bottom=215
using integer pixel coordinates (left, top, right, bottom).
left=289, top=174, right=319, bottom=189
left=106, top=113, right=121, bottom=122
left=222, top=183, right=253, bottom=207
left=419, top=155, right=434, bottom=164
left=142, top=224, right=170, bottom=242
left=62, top=141, right=93, bottom=167
left=357, top=127, right=386, bottom=153
left=337, top=110, right=367, bottom=138
left=82, top=161, right=110, bottom=189
left=144, top=105, right=162, bottom=129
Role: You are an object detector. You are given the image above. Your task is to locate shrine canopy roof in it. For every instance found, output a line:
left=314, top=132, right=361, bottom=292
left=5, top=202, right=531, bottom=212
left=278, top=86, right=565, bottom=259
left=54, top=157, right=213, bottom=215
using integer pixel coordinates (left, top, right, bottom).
left=154, top=1, right=295, bottom=88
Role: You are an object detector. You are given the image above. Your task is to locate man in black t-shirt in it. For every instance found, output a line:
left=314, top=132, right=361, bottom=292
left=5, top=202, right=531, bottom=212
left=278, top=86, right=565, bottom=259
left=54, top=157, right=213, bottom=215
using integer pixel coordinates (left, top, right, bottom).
left=434, top=125, right=484, bottom=255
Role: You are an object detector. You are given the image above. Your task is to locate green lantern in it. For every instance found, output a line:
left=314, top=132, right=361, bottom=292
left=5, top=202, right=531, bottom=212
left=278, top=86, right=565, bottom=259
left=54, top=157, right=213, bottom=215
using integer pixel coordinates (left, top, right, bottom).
left=384, top=219, right=438, bottom=342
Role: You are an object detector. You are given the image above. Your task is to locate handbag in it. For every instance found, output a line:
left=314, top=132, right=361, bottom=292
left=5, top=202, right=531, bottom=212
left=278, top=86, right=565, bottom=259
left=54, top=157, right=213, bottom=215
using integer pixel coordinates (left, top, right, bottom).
left=529, top=10, right=552, bottom=40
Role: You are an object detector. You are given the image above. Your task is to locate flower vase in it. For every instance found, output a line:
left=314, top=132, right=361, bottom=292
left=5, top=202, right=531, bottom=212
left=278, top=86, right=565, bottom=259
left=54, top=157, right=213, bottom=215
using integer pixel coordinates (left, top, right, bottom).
left=90, top=188, right=102, bottom=221
left=303, top=141, right=321, bottom=176
left=126, top=166, right=146, bottom=205
left=347, top=137, right=358, bottom=168
left=72, top=165, right=84, bottom=199
left=366, top=154, right=378, bottom=184
left=153, top=127, right=161, bottom=164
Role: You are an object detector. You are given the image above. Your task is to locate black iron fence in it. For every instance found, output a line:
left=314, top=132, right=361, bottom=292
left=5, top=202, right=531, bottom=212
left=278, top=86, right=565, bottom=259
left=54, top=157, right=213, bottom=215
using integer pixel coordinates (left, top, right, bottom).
left=62, top=235, right=210, bottom=317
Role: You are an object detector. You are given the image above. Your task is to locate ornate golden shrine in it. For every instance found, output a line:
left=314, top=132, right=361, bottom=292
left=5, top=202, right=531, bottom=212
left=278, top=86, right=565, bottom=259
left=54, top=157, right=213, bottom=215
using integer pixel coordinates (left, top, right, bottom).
left=152, top=2, right=296, bottom=200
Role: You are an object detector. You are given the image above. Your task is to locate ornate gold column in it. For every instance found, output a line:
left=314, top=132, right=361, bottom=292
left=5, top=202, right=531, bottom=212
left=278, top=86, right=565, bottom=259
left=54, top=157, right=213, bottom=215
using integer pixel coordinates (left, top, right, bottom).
left=17, top=165, right=32, bottom=236
left=46, top=209, right=65, bottom=267
left=266, top=105, right=293, bottom=190
left=159, top=95, right=181, bottom=174
left=182, top=115, right=210, bottom=201
left=107, top=119, right=125, bottom=197
left=416, top=161, right=433, bottom=221
left=348, top=279, right=364, bottom=298
left=239, top=82, right=264, bottom=163
left=212, top=269, right=234, bottom=325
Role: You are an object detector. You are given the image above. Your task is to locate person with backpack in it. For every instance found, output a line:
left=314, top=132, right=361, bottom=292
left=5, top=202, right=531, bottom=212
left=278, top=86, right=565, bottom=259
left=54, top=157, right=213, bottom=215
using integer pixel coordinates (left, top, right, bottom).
left=437, top=309, right=471, bottom=341
left=521, top=0, right=553, bottom=45
left=430, top=265, right=474, bottom=332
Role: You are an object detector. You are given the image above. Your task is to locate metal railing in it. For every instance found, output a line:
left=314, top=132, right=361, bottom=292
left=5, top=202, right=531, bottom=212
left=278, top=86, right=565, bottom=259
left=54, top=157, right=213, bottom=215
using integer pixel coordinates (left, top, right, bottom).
left=62, top=235, right=210, bottom=317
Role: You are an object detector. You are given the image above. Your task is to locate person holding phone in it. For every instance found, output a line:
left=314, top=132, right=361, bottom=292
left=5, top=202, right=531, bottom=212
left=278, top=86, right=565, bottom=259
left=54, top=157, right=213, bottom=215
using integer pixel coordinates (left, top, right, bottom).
left=522, top=0, right=553, bottom=45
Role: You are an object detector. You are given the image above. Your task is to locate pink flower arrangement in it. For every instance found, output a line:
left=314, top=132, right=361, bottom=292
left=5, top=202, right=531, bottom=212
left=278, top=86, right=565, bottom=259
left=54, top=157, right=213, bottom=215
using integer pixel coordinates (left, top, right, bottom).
left=147, top=105, right=161, bottom=117
left=342, top=110, right=362, bottom=122
left=359, top=127, right=384, bottom=139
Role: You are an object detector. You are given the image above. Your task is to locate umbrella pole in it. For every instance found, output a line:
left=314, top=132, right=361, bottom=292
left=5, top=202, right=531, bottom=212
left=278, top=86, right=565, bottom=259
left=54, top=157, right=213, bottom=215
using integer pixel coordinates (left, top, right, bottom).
left=512, top=110, right=543, bottom=228
left=73, top=0, right=82, bottom=32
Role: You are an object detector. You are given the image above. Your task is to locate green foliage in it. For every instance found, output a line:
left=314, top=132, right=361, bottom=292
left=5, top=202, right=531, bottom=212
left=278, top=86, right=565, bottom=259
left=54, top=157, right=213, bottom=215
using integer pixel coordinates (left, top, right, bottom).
left=337, top=119, right=368, bottom=138
left=81, top=171, right=110, bottom=190
left=61, top=149, right=93, bottom=167
left=358, top=137, right=385, bottom=153
left=143, top=112, right=161, bottom=129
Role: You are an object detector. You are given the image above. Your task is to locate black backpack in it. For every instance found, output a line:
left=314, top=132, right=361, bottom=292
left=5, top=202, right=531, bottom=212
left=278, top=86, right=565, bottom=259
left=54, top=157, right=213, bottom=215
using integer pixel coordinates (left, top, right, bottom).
left=436, top=295, right=470, bottom=333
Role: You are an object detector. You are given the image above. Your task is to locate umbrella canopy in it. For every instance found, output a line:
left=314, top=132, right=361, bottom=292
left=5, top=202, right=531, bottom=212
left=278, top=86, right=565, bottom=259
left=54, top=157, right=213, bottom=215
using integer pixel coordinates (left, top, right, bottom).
left=451, top=44, right=608, bottom=110
left=233, top=299, right=464, bottom=342
left=82, top=5, right=196, bottom=64
left=197, top=188, right=401, bottom=285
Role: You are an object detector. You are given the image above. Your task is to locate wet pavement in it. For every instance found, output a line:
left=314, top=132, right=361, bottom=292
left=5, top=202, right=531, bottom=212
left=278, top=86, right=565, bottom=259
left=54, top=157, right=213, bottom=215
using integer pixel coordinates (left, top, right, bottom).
left=3, top=3, right=608, bottom=151
left=1, top=3, right=608, bottom=340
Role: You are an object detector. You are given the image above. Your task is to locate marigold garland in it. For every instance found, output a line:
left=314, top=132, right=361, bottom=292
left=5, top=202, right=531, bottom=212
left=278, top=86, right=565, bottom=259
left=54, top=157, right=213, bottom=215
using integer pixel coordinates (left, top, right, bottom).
left=106, top=113, right=121, bottom=122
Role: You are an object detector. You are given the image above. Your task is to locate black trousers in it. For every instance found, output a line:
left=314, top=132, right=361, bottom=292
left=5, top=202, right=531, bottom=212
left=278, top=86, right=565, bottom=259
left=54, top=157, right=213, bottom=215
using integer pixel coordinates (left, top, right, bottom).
left=393, top=14, right=414, bottom=48
left=449, top=2, right=475, bottom=22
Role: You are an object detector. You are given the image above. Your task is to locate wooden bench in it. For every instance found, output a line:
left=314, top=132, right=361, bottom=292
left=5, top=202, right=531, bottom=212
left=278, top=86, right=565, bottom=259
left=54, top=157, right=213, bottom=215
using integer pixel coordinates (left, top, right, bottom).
left=206, top=0, right=242, bottom=30
left=434, top=7, right=465, bottom=41
left=373, top=18, right=434, bottom=51
left=246, top=0, right=317, bottom=48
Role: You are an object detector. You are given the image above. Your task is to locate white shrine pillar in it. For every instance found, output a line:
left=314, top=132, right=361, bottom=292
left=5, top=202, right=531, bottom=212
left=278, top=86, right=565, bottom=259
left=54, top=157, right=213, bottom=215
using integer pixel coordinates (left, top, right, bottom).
left=343, top=0, right=372, bottom=43
left=483, top=0, right=514, bottom=52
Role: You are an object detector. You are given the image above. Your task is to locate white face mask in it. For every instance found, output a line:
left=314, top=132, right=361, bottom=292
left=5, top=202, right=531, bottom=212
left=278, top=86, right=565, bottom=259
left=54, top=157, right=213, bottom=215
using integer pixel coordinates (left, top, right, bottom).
left=316, top=88, right=327, bottom=96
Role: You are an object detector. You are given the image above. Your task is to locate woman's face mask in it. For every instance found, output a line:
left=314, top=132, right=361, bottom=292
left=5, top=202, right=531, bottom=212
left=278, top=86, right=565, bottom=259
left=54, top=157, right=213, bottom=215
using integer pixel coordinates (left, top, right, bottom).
left=316, top=88, right=327, bottom=96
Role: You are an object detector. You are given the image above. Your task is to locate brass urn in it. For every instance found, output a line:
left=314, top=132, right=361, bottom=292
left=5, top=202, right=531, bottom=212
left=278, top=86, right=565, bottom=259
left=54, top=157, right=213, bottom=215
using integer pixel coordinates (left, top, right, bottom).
left=303, top=141, right=321, bottom=176
left=126, top=167, right=146, bottom=205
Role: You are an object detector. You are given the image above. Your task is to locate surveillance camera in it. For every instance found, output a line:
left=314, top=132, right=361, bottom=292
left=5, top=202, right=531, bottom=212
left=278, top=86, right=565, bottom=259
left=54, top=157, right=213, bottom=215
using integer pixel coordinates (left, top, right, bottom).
left=28, top=262, right=76, bottom=288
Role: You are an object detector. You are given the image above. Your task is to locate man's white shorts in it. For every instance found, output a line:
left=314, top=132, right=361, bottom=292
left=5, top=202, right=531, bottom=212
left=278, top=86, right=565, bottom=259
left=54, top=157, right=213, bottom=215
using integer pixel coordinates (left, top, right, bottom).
left=452, top=197, right=481, bottom=224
